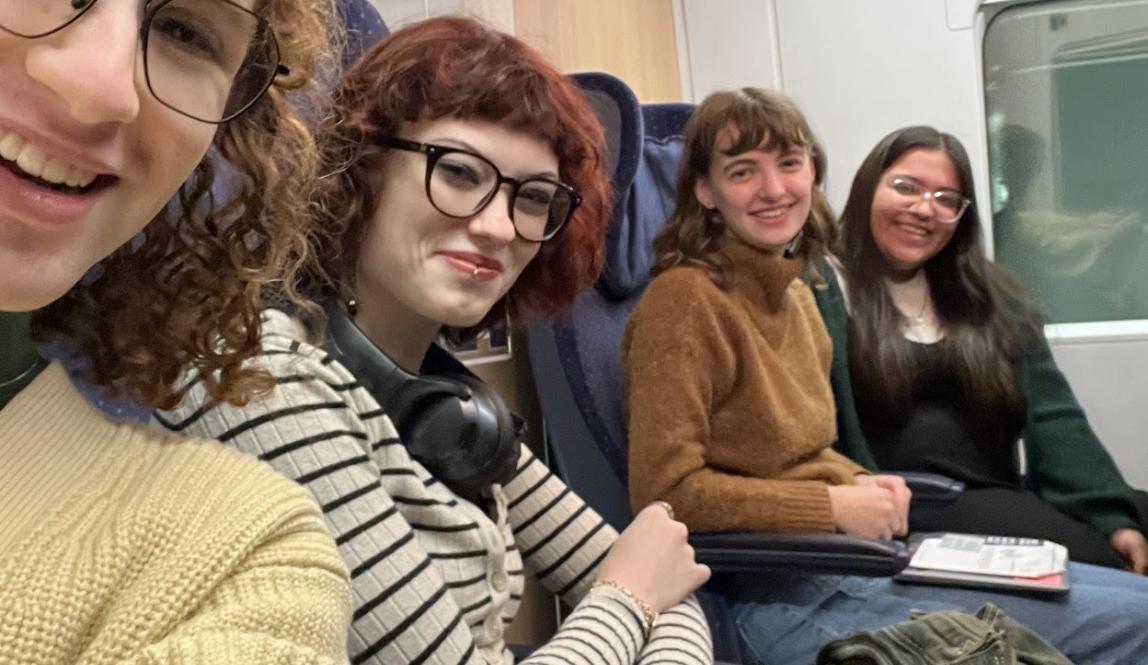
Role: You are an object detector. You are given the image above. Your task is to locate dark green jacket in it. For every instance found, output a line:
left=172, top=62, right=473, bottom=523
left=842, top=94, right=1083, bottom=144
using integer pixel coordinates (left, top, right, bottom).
left=809, top=260, right=1141, bottom=536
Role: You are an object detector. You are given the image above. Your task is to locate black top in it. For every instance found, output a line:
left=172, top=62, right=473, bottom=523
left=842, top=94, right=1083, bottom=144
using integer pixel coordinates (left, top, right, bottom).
left=818, top=263, right=1142, bottom=536
left=854, top=339, right=1022, bottom=490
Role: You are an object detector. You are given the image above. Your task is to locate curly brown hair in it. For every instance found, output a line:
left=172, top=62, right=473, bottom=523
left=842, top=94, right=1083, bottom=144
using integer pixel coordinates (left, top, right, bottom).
left=308, top=16, right=611, bottom=342
left=651, top=88, right=835, bottom=288
left=31, top=0, right=337, bottom=409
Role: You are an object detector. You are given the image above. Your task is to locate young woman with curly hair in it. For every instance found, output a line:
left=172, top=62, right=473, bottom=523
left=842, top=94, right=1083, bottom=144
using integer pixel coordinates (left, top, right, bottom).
left=158, top=16, right=713, bottom=665
left=622, top=89, right=1148, bottom=664
left=0, top=1, right=351, bottom=662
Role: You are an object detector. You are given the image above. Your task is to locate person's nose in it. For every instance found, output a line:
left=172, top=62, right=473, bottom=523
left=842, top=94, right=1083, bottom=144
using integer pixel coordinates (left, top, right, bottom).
left=906, top=193, right=936, bottom=220
left=468, top=186, right=518, bottom=246
left=756, top=168, right=786, bottom=201
left=23, top=3, right=142, bottom=126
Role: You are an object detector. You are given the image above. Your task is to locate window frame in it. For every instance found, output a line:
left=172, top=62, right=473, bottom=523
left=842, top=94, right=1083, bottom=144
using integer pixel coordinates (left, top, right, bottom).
left=978, top=0, right=1148, bottom=341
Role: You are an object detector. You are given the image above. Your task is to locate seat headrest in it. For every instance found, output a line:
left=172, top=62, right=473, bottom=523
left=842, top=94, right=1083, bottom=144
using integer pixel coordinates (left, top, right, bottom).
left=571, top=73, right=695, bottom=299
left=339, top=0, right=389, bottom=68
left=570, top=72, right=643, bottom=214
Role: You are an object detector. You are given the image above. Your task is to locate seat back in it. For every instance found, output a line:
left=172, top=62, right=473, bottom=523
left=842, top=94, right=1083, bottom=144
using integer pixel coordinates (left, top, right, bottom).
left=339, top=0, right=389, bottom=69
left=527, top=72, right=692, bottom=530
left=527, top=72, right=753, bottom=663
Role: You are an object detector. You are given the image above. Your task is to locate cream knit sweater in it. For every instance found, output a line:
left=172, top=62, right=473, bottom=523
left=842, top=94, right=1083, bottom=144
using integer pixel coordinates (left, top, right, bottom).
left=0, top=363, right=352, bottom=664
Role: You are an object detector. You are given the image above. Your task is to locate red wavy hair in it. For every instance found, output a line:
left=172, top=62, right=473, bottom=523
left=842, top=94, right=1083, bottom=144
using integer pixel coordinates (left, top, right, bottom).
left=310, top=16, right=610, bottom=338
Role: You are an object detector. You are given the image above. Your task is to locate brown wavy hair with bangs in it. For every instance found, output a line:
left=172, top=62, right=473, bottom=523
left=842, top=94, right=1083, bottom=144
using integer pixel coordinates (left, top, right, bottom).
left=309, top=16, right=611, bottom=341
left=31, top=0, right=337, bottom=409
left=652, top=87, right=835, bottom=288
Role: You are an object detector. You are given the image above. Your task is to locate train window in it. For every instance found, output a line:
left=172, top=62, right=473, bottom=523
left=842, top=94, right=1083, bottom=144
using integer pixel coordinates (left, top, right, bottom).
left=984, top=0, right=1148, bottom=324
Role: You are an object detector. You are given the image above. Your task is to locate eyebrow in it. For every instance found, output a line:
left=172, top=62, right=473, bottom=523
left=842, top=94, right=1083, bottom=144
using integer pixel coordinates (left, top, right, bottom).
left=719, top=146, right=804, bottom=169
left=428, top=137, right=560, bottom=181
left=430, top=137, right=480, bottom=153
left=721, top=157, right=757, bottom=171
left=893, top=173, right=962, bottom=194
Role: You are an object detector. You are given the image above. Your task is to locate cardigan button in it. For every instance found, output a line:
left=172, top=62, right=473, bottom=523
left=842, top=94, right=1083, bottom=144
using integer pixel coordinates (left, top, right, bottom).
left=481, top=645, right=503, bottom=665
left=484, top=612, right=502, bottom=637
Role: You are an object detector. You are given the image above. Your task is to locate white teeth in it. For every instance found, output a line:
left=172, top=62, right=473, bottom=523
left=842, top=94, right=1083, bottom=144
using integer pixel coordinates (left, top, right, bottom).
left=0, top=129, right=99, bottom=188
left=15, top=143, right=47, bottom=178
left=65, top=167, right=88, bottom=188
left=898, top=224, right=928, bottom=237
left=42, top=159, right=69, bottom=184
left=0, top=133, right=21, bottom=161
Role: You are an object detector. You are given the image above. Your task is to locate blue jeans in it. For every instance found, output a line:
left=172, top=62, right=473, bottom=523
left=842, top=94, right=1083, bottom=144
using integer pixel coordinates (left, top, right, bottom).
left=731, top=563, right=1148, bottom=665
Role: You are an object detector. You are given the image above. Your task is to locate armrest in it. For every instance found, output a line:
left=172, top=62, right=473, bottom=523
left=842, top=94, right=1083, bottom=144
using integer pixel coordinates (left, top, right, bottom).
left=895, top=471, right=965, bottom=502
left=690, top=532, right=911, bottom=577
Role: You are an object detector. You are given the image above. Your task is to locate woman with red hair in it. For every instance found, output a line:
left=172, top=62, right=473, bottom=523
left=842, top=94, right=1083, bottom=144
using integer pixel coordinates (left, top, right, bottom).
left=159, top=16, right=712, bottom=665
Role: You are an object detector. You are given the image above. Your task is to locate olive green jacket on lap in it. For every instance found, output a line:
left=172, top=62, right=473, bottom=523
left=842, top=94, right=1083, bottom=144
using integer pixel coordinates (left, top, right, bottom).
left=817, top=603, right=1072, bottom=665
left=809, top=259, right=1142, bottom=537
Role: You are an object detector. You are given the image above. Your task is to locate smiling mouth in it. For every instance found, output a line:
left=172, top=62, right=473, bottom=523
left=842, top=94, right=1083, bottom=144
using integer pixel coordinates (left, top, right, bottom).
left=0, top=130, right=113, bottom=195
left=894, top=220, right=932, bottom=238
left=439, top=252, right=504, bottom=281
left=750, top=204, right=791, bottom=220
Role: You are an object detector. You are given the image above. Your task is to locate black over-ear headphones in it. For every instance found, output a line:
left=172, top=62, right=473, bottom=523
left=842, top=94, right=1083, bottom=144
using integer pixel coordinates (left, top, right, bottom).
left=323, top=301, right=523, bottom=501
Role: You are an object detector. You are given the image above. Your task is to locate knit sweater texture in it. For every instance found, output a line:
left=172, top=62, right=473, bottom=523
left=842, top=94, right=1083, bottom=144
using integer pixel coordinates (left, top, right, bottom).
left=624, top=240, right=865, bottom=534
left=157, top=310, right=713, bottom=665
left=0, top=363, right=352, bottom=665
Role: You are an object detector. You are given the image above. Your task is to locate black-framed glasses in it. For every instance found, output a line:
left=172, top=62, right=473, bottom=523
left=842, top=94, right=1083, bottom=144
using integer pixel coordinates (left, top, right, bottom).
left=380, top=137, right=581, bottom=243
left=886, top=176, right=971, bottom=224
left=0, top=0, right=287, bottom=124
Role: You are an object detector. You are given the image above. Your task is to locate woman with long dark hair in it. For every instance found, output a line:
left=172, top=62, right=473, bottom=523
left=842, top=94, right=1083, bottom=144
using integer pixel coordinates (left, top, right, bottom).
left=834, top=125, right=1148, bottom=572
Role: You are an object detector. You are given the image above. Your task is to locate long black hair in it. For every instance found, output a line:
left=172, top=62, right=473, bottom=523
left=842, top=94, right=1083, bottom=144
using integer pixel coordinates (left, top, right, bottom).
left=837, top=126, right=1040, bottom=422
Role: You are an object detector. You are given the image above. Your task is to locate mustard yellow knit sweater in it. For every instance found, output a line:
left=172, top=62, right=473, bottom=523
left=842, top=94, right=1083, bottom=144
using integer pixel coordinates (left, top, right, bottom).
left=624, top=241, right=866, bottom=534
left=0, top=364, right=352, bottom=664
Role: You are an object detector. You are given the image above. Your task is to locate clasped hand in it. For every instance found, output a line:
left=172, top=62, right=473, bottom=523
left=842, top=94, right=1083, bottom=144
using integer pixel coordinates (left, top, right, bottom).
left=828, top=474, right=912, bottom=541
left=597, top=503, right=712, bottom=613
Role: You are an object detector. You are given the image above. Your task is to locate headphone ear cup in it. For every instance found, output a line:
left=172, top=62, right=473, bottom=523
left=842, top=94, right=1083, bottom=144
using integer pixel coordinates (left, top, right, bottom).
left=447, top=373, right=523, bottom=490
left=398, top=375, right=521, bottom=499
left=322, top=300, right=521, bottom=501
left=394, top=378, right=475, bottom=470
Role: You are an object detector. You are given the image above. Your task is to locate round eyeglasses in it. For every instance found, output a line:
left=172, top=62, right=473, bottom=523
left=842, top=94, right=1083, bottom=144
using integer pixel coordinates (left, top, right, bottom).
left=886, top=176, right=971, bottom=224
left=380, top=137, right=582, bottom=243
left=0, top=0, right=286, bottom=124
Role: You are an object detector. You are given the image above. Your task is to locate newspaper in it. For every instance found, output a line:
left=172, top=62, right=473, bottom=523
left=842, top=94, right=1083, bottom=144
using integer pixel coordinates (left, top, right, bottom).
left=908, top=534, right=1068, bottom=579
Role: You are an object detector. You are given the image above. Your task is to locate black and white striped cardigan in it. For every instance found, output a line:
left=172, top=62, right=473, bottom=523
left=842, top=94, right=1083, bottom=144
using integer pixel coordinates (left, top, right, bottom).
left=156, top=310, right=713, bottom=665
